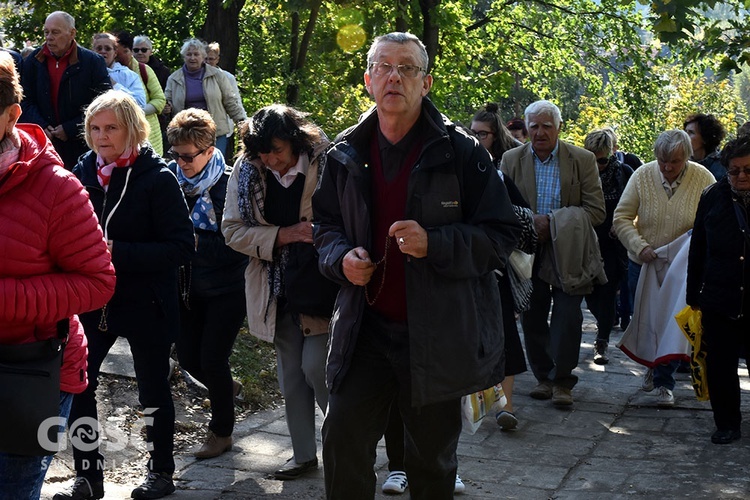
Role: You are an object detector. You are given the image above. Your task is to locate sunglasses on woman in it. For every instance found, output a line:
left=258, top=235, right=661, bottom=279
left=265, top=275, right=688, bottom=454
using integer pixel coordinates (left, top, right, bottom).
left=167, top=148, right=206, bottom=163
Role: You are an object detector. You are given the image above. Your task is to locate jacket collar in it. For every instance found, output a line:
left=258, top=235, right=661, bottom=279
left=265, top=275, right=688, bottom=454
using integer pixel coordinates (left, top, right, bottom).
left=37, top=40, right=80, bottom=65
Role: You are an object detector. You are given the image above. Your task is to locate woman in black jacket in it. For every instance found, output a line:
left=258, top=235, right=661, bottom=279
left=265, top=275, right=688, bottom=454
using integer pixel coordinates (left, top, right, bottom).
left=166, top=108, right=247, bottom=459
left=56, top=90, right=194, bottom=500
left=687, top=135, right=750, bottom=445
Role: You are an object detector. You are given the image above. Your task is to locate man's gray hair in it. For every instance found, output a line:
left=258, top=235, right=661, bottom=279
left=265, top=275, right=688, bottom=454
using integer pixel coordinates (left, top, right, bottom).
left=366, top=32, right=428, bottom=72
left=654, top=129, right=693, bottom=162
left=134, top=35, right=153, bottom=50
left=525, top=100, right=562, bottom=129
left=180, top=38, right=207, bottom=58
left=47, top=11, right=75, bottom=30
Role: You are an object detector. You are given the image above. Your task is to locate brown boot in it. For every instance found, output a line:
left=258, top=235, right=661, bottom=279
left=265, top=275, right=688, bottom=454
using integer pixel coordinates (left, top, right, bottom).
left=194, top=431, right=233, bottom=459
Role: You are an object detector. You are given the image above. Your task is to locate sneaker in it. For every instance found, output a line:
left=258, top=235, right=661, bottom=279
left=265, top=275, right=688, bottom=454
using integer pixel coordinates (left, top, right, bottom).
left=53, top=477, right=104, bottom=500
left=454, top=474, right=465, bottom=494
left=194, top=430, right=233, bottom=459
left=382, top=470, right=408, bottom=494
left=130, top=472, right=175, bottom=499
left=552, top=386, right=574, bottom=406
left=642, top=368, right=654, bottom=392
left=495, top=410, right=518, bottom=431
left=529, top=381, right=553, bottom=400
left=656, top=386, right=674, bottom=407
left=593, top=340, right=609, bottom=365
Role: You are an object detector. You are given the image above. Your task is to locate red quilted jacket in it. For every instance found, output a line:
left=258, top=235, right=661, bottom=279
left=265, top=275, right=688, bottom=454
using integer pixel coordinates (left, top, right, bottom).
left=0, top=124, right=116, bottom=393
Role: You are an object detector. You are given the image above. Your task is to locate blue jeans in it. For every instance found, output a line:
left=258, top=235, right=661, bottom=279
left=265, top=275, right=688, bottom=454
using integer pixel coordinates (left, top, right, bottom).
left=0, top=391, right=73, bottom=500
left=215, top=135, right=228, bottom=158
left=628, top=260, right=677, bottom=390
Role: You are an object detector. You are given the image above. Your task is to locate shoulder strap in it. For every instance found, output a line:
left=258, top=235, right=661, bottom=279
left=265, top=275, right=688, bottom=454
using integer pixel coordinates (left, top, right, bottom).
left=138, top=62, right=148, bottom=84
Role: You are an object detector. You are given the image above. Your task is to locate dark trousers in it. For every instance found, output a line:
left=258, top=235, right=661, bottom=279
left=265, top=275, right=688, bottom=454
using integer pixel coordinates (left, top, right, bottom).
left=69, top=328, right=175, bottom=480
left=521, top=274, right=584, bottom=389
left=704, top=309, right=750, bottom=431
left=586, top=278, right=619, bottom=343
left=176, top=291, right=246, bottom=437
left=322, top=313, right=461, bottom=500
left=384, top=400, right=405, bottom=472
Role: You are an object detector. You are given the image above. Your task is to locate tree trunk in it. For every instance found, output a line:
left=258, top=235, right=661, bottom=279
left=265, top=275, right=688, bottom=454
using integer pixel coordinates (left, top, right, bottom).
left=395, top=0, right=408, bottom=32
left=419, top=0, right=440, bottom=71
left=201, top=0, right=246, bottom=74
left=285, top=0, right=323, bottom=105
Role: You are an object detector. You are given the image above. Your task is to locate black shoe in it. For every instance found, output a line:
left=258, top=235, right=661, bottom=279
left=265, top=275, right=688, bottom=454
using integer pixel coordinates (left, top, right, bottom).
left=131, top=472, right=175, bottom=499
left=711, top=429, right=741, bottom=445
left=593, top=340, right=609, bottom=365
left=53, top=477, right=104, bottom=500
left=274, top=457, right=319, bottom=480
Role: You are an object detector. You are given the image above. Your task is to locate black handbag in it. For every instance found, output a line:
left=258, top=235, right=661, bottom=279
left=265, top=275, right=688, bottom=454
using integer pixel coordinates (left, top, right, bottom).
left=0, top=320, right=68, bottom=456
left=284, top=242, right=340, bottom=318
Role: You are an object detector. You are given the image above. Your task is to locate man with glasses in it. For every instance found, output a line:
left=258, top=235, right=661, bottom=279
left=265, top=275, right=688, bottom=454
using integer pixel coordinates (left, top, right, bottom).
left=313, top=32, right=521, bottom=498
left=20, top=11, right=110, bottom=169
left=500, top=100, right=605, bottom=407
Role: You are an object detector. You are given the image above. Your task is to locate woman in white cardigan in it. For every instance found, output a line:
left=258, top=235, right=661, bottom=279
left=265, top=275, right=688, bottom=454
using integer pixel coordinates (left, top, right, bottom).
left=613, top=129, right=715, bottom=406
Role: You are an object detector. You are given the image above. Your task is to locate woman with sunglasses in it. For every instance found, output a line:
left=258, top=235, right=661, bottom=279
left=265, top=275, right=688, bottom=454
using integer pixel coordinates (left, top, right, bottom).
left=56, top=90, right=194, bottom=500
left=582, top=129, right=633, bottom=364
left=91, top=33, right=146, bottom=110
left=166, top=108, right=248, bottom=459
left=687, top=135, right=750, bottom=445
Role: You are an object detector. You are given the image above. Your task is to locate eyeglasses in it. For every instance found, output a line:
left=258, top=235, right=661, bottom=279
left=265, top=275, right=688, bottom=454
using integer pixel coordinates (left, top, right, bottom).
left=471, top=130, right=493, bottom=140
left=368, top=61, right=426, bottom=79
left=167, top=148, right=206, bottom=163
left=727, top=168, right=750, bottom=177
left=133, top=47, right=150, bottom=53
left=596, top=157, right=610, bottom=165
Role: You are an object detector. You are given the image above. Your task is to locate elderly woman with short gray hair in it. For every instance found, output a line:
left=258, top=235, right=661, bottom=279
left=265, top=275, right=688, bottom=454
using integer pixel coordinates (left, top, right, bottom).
left=164, top=38, right=246, bottom=156
left=613, top=129, right=715, bottom=406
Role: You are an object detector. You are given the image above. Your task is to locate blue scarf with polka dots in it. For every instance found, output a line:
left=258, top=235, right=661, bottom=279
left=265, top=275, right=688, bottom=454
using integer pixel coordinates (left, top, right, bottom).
left=176, top=148, right=226, bottom=232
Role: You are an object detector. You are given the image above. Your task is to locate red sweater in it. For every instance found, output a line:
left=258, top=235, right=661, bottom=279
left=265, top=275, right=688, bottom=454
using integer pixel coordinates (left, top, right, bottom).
left=0, top=124, right=116, bottom=393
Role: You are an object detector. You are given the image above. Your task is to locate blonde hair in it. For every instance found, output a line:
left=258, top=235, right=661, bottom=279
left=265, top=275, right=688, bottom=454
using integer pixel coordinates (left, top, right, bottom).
left=84, top=90, right=150, bottom=152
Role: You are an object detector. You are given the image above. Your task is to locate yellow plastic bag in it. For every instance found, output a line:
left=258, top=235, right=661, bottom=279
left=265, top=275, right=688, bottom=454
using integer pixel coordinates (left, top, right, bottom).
left=460, top=385, right=506, bottom=435
left=675, top=306, right=709, bottom=401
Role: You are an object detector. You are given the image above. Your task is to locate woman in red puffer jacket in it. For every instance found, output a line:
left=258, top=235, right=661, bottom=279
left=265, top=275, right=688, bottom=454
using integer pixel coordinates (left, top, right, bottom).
left=0, top=51, right=116, bottom=499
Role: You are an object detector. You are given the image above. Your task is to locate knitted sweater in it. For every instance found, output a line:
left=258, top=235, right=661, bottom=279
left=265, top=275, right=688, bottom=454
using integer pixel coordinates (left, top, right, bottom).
left=613, top=160, right=715, bottom=263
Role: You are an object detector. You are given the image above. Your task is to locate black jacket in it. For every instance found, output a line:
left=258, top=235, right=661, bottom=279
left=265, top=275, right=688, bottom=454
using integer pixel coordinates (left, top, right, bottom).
left=74, top=146, right=195, bottom=339
left=313, top=98, right=521, bottom=407
left=687, top=178, right=749, bottom=319
left=20, top=43, right=111, bottom=169
left=168, top=164, right=247, bottom=298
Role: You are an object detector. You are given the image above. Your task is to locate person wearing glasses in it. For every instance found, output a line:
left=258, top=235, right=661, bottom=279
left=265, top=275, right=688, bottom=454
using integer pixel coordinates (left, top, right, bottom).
left=582, top=129, right=633, bottom=364
left=164, top=38, right=246, bottom=160
left=91, top=33, right=146, bottom=109
left=165, top=108, right=247, bottom=460
left=114, top=30, right=166, bottom=156
left=470, top=102, right=522, bottom=169
left=312, top=32, right=521, bottom=498
left=613, top=129, right=715, bottom=407
left=687, top=135, right=750, bottom=444
left=55, top=90, right=194, bottom=500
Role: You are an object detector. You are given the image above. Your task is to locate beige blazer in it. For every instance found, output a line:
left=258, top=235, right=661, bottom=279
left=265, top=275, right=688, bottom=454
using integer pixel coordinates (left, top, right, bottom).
left=500, top=141, right=605, bottom=226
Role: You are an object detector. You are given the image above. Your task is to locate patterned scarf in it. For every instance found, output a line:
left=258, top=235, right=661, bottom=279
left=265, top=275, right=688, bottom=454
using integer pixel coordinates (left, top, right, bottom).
left=599, top=157, right=621, bottom=201
left=0, top=129, right=21, bottom=180
left=237, top=156, right=289, bottom=320
left=732, top=186, right=750, bottom=208
left=176, top=148, right=226, bottom=232
left=97, top=147, right=139, bottom=191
